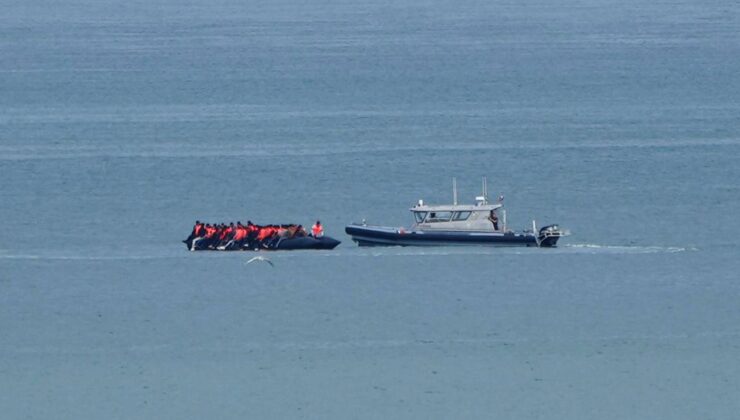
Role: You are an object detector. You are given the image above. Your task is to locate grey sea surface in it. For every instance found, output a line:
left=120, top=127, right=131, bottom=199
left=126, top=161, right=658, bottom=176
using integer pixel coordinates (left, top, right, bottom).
left=2, top=0, right=740, bottom=418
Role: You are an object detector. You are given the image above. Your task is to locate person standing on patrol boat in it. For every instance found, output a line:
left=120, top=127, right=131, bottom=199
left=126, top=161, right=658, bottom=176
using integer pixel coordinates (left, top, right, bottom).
left=488, top=211, right=499, bottom=231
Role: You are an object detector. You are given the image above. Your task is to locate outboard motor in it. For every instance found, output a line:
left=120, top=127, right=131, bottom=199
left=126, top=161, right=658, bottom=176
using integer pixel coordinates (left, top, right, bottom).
left=537, top=224, right=565, bottom=247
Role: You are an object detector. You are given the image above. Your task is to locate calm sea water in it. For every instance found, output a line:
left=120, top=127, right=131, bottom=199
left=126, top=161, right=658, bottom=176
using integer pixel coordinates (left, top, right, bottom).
left=2, top=0, right=739, bottom=418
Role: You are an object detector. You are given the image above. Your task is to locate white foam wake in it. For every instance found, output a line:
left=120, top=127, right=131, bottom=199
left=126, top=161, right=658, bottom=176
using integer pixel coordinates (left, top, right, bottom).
left=564, top=243, right=697, bottom=254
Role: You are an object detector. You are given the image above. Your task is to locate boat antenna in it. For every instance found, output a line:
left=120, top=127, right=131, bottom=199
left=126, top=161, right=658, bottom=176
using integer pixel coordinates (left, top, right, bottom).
left=482, top=176, right=488, bottom=203
left=452, top=177, right=458, bottom=205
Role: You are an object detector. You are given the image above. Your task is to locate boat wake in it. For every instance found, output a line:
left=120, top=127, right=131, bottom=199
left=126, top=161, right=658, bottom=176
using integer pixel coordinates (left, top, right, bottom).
left=564, top=243, right=697, bottom=254
left=310, top=243, right=698, bottom=258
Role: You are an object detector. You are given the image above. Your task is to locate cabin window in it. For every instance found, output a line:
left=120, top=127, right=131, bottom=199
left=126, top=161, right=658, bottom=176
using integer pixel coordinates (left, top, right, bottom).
left=452, top=211, right=471, bottom=221
left=414, top=212, right=427, bottom=223
left=427, top=211, right=452, bottom=222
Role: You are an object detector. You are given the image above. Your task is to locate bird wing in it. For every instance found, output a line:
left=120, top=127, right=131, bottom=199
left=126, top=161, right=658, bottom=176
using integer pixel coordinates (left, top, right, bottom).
left=245, top=256, right=273, bottom=267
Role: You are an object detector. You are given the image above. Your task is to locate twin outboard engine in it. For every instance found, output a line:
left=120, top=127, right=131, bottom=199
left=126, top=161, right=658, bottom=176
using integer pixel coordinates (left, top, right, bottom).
left=537, top=224, right=566, bottom=247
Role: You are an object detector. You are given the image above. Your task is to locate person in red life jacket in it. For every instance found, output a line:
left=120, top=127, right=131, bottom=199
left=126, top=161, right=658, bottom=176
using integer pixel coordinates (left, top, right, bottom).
left=267, top=225, right=281, bottom=247
left=203, top=223, right=216, bottom=239
left=235, top=222, right=249, bottom=247
left=256, top=225, right=274, bottom=247
left=264, top=225, right=288, bottom=248
left=191, top=223, right=216, bottom=251
left=245, top=221, right=258, bottom=248
left=211, top=224, right=224, bottom=249
left=311, top=220, right=324, bottom=238
left=211, top=224, right=221, bottom=244
left=222, top=222, right=247, bottom=250
left=184, top=220, right=205, bottom=249
left=232, top=222, right=247, bottom=248
left=214, top=223, right=232, bottom=249
left=192, top=221, right=204, bottom=237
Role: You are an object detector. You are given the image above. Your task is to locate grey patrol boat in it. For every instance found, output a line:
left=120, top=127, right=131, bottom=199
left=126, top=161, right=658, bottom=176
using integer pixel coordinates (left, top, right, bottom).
left=345, top=178, right=568, bottom=248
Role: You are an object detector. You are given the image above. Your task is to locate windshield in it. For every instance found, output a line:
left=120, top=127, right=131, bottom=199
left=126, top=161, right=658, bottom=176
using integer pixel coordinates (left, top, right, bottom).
left=427, top=211, right=452, bottom=222
left=452, top=211, right=471, bottom=221
left=414, top=212, right=427, bottom=223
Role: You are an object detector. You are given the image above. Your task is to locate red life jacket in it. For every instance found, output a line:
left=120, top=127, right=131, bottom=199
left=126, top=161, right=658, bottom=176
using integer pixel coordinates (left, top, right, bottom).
left=257, top=227, right=273, bottom=241
left=234, top=227, right=247, bottom=241
left=205, top=226, right=217, bottom=238
left=312, top=224, right=323, bottom=237
left=194, top=224, right=204, bottom=236
left=256, top=228, right=266, bottom=241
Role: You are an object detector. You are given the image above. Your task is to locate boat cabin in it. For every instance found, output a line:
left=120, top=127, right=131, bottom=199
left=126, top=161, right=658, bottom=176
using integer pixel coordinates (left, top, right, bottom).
left=410, top=201, right=505, bottom=232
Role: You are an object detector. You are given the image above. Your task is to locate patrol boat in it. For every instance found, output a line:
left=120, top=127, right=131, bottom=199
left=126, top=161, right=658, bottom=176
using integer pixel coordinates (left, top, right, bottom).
left=345, top=178, right=568, bottom=247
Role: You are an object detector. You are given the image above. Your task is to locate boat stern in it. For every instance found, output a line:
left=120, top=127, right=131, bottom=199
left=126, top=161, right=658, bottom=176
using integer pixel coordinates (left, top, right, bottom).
left=537, top=224, right=569, bottom=247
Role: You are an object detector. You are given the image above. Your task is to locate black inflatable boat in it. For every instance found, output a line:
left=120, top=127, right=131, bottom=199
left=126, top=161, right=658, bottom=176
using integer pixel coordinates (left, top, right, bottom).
left=184, top=236, right=341, bottom=251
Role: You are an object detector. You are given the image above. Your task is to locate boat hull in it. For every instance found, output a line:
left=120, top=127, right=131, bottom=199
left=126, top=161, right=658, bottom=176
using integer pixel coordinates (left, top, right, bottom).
left=185, top=236, right=341, bottom=251
left=345, top=225, right=559, bottom=247
left=271, top=236, right=341, bottom=250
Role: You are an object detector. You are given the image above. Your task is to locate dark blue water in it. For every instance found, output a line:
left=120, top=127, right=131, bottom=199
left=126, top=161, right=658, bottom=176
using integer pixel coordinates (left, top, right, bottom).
left=2, top=1, right=740, bottom=418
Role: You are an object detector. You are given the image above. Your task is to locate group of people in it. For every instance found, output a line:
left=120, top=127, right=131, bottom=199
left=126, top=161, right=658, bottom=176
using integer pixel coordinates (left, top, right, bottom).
left=184, top=220, right=324, bottom=251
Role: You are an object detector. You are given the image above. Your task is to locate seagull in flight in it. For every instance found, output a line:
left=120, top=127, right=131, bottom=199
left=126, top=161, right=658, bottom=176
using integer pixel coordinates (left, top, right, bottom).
left=245, top=256, right=274, bottom=267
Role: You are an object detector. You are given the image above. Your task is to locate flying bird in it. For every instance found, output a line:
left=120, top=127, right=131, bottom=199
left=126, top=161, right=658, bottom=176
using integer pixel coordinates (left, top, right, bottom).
left=245, top=256, right=274, bottom=267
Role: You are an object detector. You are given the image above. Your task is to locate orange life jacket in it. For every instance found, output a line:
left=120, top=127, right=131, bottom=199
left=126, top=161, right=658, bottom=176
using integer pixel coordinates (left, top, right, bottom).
left=257, top=228, right=271, bottom=241
left=312, top=224, right=323, bottom=237
left=219, top=226, right=233, bottom=240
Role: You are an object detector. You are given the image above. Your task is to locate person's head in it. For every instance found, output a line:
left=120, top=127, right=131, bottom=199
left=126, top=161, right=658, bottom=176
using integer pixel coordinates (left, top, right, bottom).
left=195, top=220, right=200, bottom=224
left=316, top=220, right=321, bottom=225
